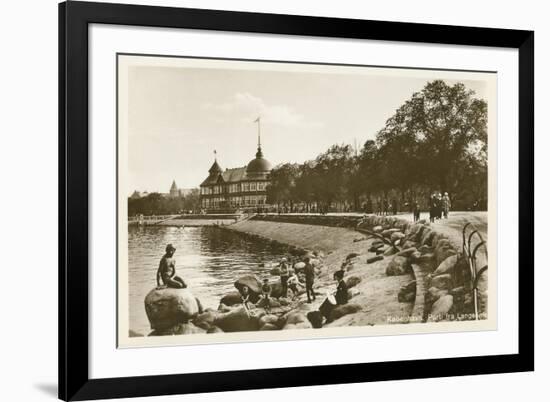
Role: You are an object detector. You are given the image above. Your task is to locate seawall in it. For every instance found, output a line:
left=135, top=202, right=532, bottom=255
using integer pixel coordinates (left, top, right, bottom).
left=142, top=213, right=486, bottom=336
left=227, top=213, right=485, bottom=323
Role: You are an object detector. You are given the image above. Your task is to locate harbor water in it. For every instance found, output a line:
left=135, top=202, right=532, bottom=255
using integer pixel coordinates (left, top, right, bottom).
left=128, top=225, right=289, bottom=335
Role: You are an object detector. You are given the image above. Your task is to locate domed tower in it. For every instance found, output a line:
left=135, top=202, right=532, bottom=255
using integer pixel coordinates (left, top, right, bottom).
left=246, top=119, right=272, bottom=179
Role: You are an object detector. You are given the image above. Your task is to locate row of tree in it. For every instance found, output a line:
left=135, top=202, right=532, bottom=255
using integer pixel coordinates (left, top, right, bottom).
left=128, top=189, right=200, bottom=216
left=265, top=80, right=488, bottom=212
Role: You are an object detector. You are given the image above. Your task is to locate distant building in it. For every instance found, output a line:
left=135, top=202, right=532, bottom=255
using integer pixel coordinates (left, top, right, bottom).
left=169, top=180, right=179, bottom=197
left=199, top=138, right=272, bottom=211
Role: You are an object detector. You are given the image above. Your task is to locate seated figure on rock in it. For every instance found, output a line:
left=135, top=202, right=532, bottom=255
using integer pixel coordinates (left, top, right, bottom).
left=156, top=244, right=187, bottom=289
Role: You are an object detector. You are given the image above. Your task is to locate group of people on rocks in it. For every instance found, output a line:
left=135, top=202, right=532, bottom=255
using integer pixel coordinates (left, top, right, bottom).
left=256, top=256, right=318, bottom=314
left=155, top=243, right=349, bottom=324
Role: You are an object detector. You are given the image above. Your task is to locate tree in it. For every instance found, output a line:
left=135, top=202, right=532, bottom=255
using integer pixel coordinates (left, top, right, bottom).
left=377, top=80, right=487, bottom=193
left=312, top=144, right=354, bottom=210
left=266, top=163, right=300, bottom=209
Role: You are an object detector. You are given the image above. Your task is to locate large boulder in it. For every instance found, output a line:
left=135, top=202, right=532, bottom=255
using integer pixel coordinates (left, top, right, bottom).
left=386, top=256, right=411, bottom=276
left=144, top=288, right=200, bottom=331
left=270, top=267, right=281, bottom=276
left=234, top=275, right=262, bottom=296
left=432, top=255, right=458, bottom=276
left=415, top=253, right=435, bottom=266
left=367, top=255, right=384, bottom=264
left=425, top=287, right=449, bottom=304
left=207, top=326, right=224, bottom=333
left=213, top=306, right=260, bottom=332
left=260, top=323, right=279, bottom=331
left=281, top=310, right=313, bottom=330
left=398, top=280, right=416, bottom=303
left=149, top=322, right=206, bottom=336
left=421, top=229, right=436, bottom=246
left=269, top=282, right=285, bottom=298
left=220, top=291, right=244, bottom=306
left=329, top=303, right=362, bottom=321
left=307, top=311, right=324, bottom=328
left=401, top=240, right=417, bottom=250
left=430, top=295, right=454, bottom=321
left=430, top=273, right=453, bottom=290
left=193, top=310, right=220, bottom=330
left=283, top=311, right=310, bottom=326
left=173, top=323, right=206, bottom=335
left=397, top=247, right=417, bottom=258
left=390, top=232, right=406, bottom=244
left=435, top=247, right=457, bottom=266
left=345, top=276, right=362, bottom=289
left=259, top=314, right=280, bottom=328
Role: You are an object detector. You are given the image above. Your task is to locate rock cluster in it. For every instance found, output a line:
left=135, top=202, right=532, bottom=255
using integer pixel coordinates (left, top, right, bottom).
left=356, top=214, right=474, bottom=323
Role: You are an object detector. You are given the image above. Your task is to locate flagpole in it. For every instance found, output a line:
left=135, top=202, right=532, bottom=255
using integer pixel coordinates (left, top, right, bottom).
left=257, top=117, right=261, bottom=148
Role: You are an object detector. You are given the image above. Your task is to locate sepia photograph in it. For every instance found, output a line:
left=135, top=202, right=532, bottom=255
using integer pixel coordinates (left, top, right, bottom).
left=117, top=54, right=496, bottom=348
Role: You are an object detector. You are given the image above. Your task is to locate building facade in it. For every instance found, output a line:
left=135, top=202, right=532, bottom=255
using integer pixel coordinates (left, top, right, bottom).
left=199, top=142, right=272, bottom=211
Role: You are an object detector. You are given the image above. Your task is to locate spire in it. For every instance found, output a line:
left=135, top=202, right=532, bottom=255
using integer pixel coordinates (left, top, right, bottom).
left=208, top=151, right=222, bottom=174
left=254, top=116, right=263, bottom=158
left=170, top=180, right=177, bottom=191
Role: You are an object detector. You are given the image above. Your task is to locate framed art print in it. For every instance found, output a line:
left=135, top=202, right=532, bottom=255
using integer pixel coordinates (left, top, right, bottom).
left=59, top=1, right=534, bottom=400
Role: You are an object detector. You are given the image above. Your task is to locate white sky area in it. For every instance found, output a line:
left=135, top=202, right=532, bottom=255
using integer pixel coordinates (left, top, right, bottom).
left=125, top=58, right=490, bottom=193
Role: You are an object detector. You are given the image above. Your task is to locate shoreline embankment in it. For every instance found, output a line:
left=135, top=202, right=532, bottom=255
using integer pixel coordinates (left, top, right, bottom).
left=140, top=213, right=487, bottom=336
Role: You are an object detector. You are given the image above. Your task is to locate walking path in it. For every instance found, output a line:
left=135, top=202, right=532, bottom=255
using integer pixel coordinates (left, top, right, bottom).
left=228, top=211, right=488, bottom=327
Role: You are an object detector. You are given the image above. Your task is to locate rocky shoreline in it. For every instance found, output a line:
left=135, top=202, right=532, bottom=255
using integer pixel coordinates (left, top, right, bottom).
left=135, top=214, right=484, bottom=337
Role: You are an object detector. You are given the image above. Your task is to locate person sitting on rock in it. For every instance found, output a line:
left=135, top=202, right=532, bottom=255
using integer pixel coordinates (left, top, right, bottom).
left=240, top=285, right=253, bottom=317
left=334, top=270, right=349, bottom=305
left=287, top=271, right=303, bottom=300
left=156, top=244, right=187, bottom=289
left=260, top=278, right=272, bottom=314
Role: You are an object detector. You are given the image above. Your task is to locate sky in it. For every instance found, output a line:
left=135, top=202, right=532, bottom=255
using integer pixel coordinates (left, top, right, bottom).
left=123, top=57, right=491, bottom=194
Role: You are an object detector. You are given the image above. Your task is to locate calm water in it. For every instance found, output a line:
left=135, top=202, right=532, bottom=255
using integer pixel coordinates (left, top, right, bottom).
left=128, top=225, right=289, bottom=335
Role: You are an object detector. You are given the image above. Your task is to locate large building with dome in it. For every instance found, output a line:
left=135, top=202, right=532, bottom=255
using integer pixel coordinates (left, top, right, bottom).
left=199, top=138, right=272, bottom=212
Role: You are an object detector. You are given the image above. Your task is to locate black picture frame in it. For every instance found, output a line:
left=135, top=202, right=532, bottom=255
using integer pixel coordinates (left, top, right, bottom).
left=59, top=1, right=534, bottom=400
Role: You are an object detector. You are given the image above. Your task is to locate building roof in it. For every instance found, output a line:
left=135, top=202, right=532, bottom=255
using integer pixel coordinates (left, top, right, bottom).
left=200, top=174, right=220, bottom=187
left=246, top=146, right=272, bottom=173
left=170, top=180, right=178, bottom=192
left=208, top=160, right=223, bottom=174
left=222, top=167, right=247, bottom=183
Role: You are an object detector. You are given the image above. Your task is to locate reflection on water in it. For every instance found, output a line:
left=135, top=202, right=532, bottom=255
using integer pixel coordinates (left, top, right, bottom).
left=128, top=225, right=288, bottom=335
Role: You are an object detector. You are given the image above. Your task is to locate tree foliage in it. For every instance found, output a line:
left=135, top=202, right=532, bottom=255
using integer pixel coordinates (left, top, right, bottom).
left=265, top=80, right=488, bottom=212
left=128, top=189, right=200, bottom=216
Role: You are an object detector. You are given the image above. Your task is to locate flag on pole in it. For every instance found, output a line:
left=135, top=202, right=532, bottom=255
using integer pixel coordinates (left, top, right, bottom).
left=254, top=117, right=260, bottom=123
